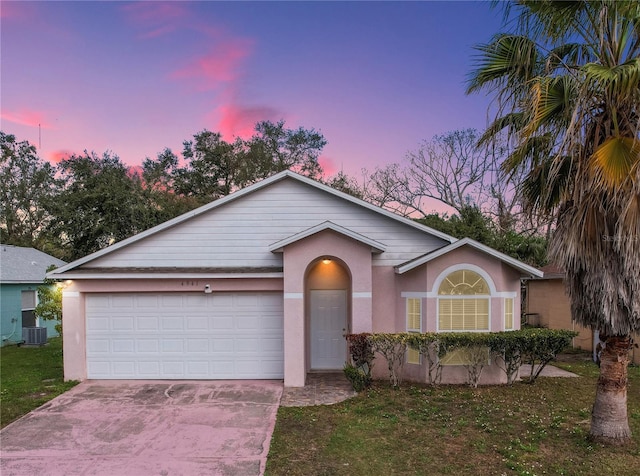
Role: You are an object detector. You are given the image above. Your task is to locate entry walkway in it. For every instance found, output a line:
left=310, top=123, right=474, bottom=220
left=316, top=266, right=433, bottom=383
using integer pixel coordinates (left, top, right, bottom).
left=280, top=372, right=356, bottom=407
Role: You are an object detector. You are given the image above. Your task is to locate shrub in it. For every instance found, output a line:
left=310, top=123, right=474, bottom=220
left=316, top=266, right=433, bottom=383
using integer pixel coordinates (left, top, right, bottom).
left=518, top=328, right=577, bottom=383
left=370, top=333, right=409, bottom=387
left=346, top=333, right=374, bottom=375
left=347, top=328, right=578, bottom=387
left=488, top=331, right=524, bottom=385
left=343, top=363, right=372, bottom=392
left=345, top=333, right=374, bottom=391
left=407, top=333, right=442, bottom=384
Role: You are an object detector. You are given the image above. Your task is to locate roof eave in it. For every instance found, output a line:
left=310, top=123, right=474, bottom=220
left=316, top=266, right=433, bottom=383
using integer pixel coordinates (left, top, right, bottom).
left=47, top=272, right=284, bottom=280
left=268, top=220, right=387, bottom=254
left=395, top=238, right=544, bottom=278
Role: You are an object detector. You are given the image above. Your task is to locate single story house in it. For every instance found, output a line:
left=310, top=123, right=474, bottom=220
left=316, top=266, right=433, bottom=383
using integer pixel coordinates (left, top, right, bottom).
left=50, top=171, right=542, bottom=386
left=1, top=245, right=66, bottom=346
left=526, top=264, right=640, bottom=365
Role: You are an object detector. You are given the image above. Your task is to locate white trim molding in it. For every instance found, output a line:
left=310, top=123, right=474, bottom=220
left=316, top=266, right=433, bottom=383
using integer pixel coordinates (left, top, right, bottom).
left=431, top=263, right=498, bottom=295
left=395, top=237, right=543, bottom=278
left=352, top=292, right=372, bottom=298
left=284, top=293, right=304, bottom=299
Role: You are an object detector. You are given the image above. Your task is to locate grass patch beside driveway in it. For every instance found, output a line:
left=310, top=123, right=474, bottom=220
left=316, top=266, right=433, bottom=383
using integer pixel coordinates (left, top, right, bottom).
left=0, top=338, right=77, bottom=428
left=267, top=360, right=640, bottom=475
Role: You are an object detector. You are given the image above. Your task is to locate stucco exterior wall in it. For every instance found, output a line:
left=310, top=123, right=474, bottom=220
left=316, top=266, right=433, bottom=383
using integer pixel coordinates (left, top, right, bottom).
left=281, top=229, right=373, bottom=386
left=389, top=245, right=523, bottom=385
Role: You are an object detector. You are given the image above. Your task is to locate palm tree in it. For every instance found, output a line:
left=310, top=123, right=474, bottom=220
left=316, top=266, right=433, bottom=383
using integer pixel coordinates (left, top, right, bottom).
left=468, top=0, right=639, bottom=444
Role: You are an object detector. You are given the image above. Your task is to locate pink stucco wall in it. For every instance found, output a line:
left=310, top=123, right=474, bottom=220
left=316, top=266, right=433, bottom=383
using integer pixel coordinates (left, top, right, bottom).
left=379, top=244, right=523, bottom=385
left=281, top=229, right=374, bottom=386
left=62, top=291, right=86, bottom=381
left=61, top=241, right=527, bottom=387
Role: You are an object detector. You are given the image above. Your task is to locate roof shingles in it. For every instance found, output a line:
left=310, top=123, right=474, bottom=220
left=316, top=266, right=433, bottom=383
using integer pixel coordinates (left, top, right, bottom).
left=0, top=245, right=66, bottom=283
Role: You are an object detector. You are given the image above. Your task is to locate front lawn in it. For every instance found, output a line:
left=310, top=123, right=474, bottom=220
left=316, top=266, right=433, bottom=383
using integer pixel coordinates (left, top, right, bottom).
left=0, top=338, right=78, bottom=428
left=267, top=358, right=640, bottom=475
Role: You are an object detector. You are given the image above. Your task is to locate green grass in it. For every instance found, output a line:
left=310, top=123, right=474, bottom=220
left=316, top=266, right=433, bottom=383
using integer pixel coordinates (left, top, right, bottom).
left=267, top=358, right=640, bottom=476
left=0, top=337, right=78, bottom=428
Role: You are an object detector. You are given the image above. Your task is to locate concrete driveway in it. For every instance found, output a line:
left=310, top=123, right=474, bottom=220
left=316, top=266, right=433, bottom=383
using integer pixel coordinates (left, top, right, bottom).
left=0, top=380, right=283, bottom=476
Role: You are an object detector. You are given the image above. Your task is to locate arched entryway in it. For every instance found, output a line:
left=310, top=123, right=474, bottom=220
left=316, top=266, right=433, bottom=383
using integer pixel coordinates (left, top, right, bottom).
left=306, top=257, right=351, bottom=370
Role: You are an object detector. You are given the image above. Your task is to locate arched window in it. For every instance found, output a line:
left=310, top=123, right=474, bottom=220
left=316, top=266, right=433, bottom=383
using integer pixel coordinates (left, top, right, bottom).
left=438, top=270, right=490, bottom=331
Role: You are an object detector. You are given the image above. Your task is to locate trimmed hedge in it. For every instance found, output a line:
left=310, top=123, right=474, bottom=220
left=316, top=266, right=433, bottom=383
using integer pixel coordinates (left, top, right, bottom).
left=346, top=329, right=578, bottom=388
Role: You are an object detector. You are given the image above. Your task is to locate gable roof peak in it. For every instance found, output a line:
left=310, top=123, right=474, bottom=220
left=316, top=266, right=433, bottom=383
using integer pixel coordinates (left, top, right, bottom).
left=395, top=237, right=543, bottom=278
left=49, top=169, right=456, bottom=277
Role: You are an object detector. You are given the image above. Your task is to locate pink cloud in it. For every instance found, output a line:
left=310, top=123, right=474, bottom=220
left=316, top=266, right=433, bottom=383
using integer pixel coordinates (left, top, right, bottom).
left=1, top=109, right=52, bottom=128
left=318, top=155, right=338, bottom=176
left=121, top=1, right=190, bottom=38
left=0, top=2, right=34, bottom=20
left=170, top=39, right=254, bottom=90
left=215, top=104, right=281, bottom=141
left=48, top=150, right=75, bottom=164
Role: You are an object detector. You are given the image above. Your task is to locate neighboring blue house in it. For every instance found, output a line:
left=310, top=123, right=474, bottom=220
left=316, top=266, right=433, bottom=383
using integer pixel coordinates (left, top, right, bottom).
left=0, top=245, right=66, bottom=346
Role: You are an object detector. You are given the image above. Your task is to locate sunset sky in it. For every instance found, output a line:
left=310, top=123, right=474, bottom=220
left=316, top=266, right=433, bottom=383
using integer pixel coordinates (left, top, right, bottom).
left=1, top=1, right=503, bottom=178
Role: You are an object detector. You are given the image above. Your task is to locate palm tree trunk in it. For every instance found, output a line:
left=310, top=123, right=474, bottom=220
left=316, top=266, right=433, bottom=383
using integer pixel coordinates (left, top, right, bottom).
left=590, top=335, right=632, bottom=444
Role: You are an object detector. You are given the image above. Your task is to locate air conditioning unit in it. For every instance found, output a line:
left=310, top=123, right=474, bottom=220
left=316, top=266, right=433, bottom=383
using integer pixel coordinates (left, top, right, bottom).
left=22, top=327, right=47, bottom=345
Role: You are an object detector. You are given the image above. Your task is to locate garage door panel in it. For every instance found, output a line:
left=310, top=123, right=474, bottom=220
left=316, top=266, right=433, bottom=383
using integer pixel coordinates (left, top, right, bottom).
left=211, top=317, right=234, bottom=329
left=186, top=317, right=208, bottom=330
left=112, top=295, right=135, bottom=308
left=136, top=339, right=159, bottom=353
left=186, top=338, right=209, bottom=353
left=137, top=361, right=160, bottom=376
left=137, top=317, right=159, bottom=330
left=86, top=292, right=284, bottom=379
left=113, top=317, right=135, bottom=330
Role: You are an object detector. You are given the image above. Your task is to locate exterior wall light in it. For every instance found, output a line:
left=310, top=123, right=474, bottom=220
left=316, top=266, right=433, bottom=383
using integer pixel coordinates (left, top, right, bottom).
left=322, top=258, right=332, bottom=265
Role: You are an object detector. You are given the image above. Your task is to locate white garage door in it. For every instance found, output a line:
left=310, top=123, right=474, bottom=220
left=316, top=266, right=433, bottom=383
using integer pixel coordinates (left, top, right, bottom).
left=85, top=292, right=284, bottom=379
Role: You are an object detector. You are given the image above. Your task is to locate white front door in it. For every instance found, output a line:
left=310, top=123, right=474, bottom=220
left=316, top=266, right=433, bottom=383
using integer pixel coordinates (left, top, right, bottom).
left=310, top=290, right=347, bottom=370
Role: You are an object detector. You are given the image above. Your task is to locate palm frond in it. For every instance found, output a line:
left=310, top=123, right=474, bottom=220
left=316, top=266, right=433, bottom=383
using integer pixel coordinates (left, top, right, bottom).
left=590, top=136, right=640, bottom=188
left=583, top=58, right=640, bottom=100
left=502, top=133, right=555, bottom=178
left=466, top=34, right=540, bottom=94
left=545, top=42, right=591, bottom=72
left=521, top=154, right=572, bottom=215
left=524, top=75, right=576, bottom=137
left=477, top=112, right=525, bottom=146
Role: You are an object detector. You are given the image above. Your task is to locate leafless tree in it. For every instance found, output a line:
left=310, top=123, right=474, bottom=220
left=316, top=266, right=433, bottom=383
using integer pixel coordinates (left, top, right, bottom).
left=361, top=129, right=550, bottom=235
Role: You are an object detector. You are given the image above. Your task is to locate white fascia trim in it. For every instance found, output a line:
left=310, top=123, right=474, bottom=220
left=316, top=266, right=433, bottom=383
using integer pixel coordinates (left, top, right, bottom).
left=269, top=221, right=387, bottom=253
left=47, top=272, right=284, bottom=280
left=396, top=237, right=543, bottom=278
